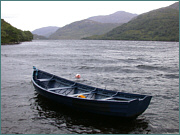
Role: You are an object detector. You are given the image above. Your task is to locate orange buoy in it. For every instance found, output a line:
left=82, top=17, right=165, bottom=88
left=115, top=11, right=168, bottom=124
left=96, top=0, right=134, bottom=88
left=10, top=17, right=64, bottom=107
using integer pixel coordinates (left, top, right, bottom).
left=75, top=74, right=81, bottom=79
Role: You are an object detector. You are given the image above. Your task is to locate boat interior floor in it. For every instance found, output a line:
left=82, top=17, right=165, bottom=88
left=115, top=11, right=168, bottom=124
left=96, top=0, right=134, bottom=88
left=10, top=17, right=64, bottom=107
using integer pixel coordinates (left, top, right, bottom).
left=37, top=77, right=136, bottom=101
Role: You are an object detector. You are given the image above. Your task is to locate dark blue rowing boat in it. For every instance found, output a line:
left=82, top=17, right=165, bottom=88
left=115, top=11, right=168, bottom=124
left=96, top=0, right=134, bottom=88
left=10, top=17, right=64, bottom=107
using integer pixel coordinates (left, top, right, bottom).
left=32, top=67, right=152, bottom=118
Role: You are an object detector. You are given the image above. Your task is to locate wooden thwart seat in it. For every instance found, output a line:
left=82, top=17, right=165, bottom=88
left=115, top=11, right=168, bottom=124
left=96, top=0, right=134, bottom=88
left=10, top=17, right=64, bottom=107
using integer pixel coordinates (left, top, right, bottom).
left=100, top=96, right=135, bottom=101
left=37, top=75, right=54, bottom=82
left=48, top=86, right=75, bottom=91
left=37, top=78, right=52, bottom=82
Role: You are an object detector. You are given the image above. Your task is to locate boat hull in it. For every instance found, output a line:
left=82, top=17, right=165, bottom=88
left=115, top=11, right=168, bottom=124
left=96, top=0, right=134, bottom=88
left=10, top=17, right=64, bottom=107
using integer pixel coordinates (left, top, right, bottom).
left=32, top=68, right=152, bottom=118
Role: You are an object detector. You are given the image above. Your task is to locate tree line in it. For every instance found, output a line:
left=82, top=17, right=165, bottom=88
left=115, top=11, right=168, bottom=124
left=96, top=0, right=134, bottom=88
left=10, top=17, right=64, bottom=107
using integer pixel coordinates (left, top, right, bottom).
left=1, top=19, right=33, bottom=44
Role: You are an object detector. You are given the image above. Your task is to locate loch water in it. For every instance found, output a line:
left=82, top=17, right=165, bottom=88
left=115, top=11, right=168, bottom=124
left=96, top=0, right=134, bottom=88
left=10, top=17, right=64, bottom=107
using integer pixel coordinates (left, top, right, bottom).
left=1, top=40, right=179, bottom=134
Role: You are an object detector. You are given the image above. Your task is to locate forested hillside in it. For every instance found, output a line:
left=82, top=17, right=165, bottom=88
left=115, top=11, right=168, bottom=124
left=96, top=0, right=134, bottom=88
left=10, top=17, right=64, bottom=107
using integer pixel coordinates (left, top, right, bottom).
left=48, top=11, right=137, bottom=40
left=49, top=19, right=120, bottom=40
left=1, top=19, right=33, bottom=44
left=83, top=2, right=179, bottom=42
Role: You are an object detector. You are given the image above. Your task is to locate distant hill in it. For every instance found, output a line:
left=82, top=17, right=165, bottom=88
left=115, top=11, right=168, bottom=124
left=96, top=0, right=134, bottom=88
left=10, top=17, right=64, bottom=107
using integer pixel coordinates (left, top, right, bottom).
left=49, top=19, right=121, bottom=40
left=49, top=11, right=138, bottom=40
left=33, top=34, right=48, bottom=40
left=83, top=2, right=179, bottom=42
left=32, top=26, right=59, bottom=38
left=1, top=19, right=33, bottom=44
left=88, top=11, right=138, bottom=23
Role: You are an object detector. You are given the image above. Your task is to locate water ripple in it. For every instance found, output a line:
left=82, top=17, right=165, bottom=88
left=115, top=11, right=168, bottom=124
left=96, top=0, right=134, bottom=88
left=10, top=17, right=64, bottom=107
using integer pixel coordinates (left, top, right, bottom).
left=1, top=40, right=179, bottom=134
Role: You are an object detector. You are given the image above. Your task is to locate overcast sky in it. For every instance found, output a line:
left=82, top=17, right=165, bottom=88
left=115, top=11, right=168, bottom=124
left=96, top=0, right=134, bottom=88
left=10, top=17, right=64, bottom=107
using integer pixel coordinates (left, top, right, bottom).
left=1, top=1, right=178, bottom=31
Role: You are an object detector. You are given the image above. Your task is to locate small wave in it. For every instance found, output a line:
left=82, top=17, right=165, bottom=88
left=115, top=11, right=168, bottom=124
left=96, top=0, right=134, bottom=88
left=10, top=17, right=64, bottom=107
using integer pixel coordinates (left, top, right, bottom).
left=1, top=54, right=8, bottom=57
left=117, top=58, right=151, bottom=64
left=77, top=66, right=95, bottom=70
left=136, top=65, right=159, bottom=70
left=136, top=64, right=171, bottom=71
left=164, top=74, right=179, bottom=79
left=127, top=58, right=151, bottom=63
left=157, top=74, right=179, bottom=79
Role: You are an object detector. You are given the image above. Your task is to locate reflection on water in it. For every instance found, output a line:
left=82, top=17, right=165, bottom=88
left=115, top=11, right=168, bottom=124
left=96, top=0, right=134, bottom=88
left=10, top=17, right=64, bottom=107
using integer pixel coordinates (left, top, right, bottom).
left=31, top=92, right=150, bottom=134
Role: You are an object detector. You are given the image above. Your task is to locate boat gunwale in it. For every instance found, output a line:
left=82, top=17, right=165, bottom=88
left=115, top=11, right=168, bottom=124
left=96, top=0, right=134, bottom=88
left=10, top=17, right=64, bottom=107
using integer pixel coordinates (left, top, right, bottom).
left=32, top=76, right=138, bottom=103
left=31, top=69, right=151, bottom=103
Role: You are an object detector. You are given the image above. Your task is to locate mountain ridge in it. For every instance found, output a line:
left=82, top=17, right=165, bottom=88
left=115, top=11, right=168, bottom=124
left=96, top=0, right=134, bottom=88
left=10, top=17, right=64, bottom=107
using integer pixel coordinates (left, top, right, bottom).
left=32, top=26, right=59, bottom=38
left=48, top=11, right=137, bottom=40
left=49, top=19, right=121, bottom=40
left=88, top=11, right=138, bottom=23
left=83, top=2, right=179, bottom=42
